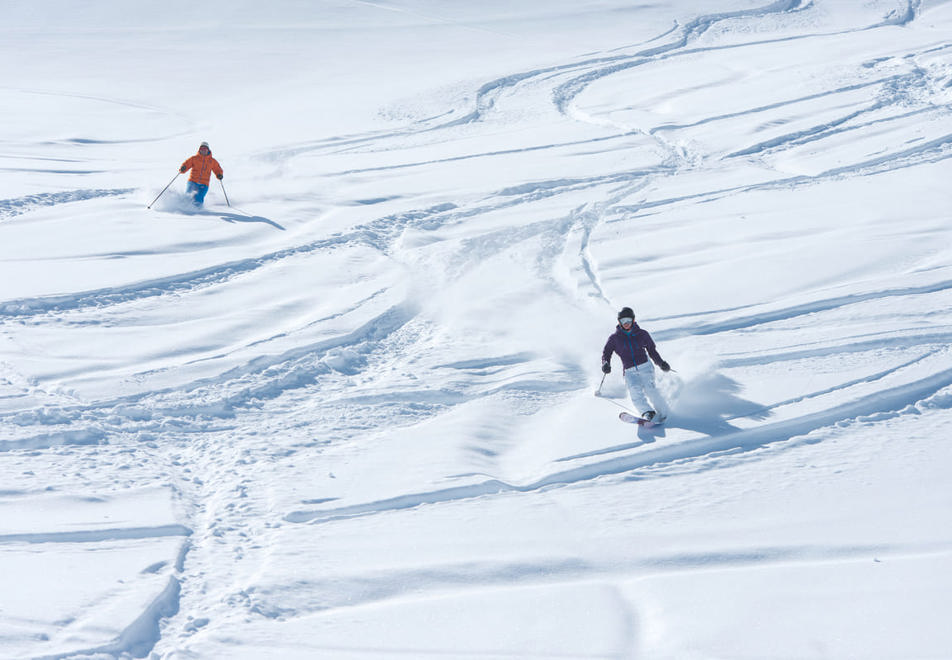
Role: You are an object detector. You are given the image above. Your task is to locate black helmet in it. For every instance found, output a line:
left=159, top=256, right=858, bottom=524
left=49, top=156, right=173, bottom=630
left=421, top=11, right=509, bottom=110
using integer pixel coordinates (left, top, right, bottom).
left=617, top=307, right=635, bottom=320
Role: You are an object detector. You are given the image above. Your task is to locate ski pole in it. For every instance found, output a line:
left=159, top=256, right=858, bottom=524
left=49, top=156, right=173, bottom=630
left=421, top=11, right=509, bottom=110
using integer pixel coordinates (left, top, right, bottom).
left=147, top=172, right=179, bottom=209
left=594, top=372, right=606, bottom=396
left=595, top=390, right=637, bottom=414
left=219, top=178, right=231, bottom=207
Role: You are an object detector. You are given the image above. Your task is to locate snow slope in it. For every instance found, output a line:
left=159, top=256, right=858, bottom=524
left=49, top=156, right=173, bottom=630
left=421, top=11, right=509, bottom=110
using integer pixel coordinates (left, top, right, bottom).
left=1, top=1, right=951, bottom=658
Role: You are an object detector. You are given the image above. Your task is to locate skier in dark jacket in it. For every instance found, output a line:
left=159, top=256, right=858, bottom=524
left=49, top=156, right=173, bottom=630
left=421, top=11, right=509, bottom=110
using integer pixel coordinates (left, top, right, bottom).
left=602, top=306, right=671, bottom=421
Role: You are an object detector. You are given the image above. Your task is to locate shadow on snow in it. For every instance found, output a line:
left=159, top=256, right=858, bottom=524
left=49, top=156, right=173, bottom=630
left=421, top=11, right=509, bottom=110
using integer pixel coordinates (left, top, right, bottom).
left=211, top=209, right=285, bottom=231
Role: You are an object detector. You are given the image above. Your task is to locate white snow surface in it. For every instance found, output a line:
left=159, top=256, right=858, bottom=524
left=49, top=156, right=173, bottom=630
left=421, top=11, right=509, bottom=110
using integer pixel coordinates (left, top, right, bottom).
left=2, top=1, right=951, bottom=658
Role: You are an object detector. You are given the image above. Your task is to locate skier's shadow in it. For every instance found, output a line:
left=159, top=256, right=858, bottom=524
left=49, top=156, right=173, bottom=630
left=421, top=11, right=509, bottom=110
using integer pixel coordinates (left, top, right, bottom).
left=666, top=371, right=770, bottom=436
left=566, top=371, right=769, bottom=461
left=636, top=424, right=664, bottom=443
left=212, top=210, right=285, bottom=231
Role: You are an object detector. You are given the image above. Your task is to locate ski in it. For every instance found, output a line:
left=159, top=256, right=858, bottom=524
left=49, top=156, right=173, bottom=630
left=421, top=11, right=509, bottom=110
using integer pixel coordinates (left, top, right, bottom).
left=619, top=411, right=665, bottom=428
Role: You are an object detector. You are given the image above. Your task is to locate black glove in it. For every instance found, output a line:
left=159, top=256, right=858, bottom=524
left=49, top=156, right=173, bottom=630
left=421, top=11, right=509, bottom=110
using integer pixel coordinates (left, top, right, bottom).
left=179, top=166, right=187, bottom=173
left=217, top=173, right=223, bottom=180
left=659, top=361, right=671, bottom=372
left=601, top=361, right=611, bottom=374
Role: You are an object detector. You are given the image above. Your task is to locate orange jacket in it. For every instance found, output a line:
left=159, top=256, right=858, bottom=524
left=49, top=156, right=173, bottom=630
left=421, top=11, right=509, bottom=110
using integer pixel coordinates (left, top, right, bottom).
left=180, top=152, right=223, bottom=186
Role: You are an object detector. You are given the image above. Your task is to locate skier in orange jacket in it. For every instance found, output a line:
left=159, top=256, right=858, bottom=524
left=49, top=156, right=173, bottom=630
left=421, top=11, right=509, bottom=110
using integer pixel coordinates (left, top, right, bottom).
left=179, top=142, right=223, bottom=206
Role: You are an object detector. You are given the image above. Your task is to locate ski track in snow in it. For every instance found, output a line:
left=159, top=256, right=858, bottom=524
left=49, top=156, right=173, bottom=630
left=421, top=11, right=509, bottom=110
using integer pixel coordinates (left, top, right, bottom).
left=218, top=541, right=951, bottom=624
left=0, top=189, right=133, bottom=222
left=3, top=1, right=952, bottom=657
left=285, top=361, right=952, bottom=524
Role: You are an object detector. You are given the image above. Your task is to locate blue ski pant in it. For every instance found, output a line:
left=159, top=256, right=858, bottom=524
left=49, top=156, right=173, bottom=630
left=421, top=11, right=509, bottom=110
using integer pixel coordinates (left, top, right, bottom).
left=186, top=181, right=209, bottom=206
left=624, top=362, right=669, bottom=418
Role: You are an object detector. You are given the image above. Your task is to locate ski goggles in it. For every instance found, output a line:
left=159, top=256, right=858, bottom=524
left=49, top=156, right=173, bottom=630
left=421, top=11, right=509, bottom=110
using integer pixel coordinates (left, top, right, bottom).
left=618, top=317, right=634, bottom=325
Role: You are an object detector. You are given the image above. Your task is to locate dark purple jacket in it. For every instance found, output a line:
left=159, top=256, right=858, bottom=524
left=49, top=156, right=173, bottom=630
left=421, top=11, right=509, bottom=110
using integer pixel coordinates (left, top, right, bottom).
left=602, top=322, right=664, bottom=370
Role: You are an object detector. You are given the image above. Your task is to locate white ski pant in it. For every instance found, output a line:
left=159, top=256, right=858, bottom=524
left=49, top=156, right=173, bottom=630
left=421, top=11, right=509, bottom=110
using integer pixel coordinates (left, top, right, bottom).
left=624, top=362, right=669, bottom=418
